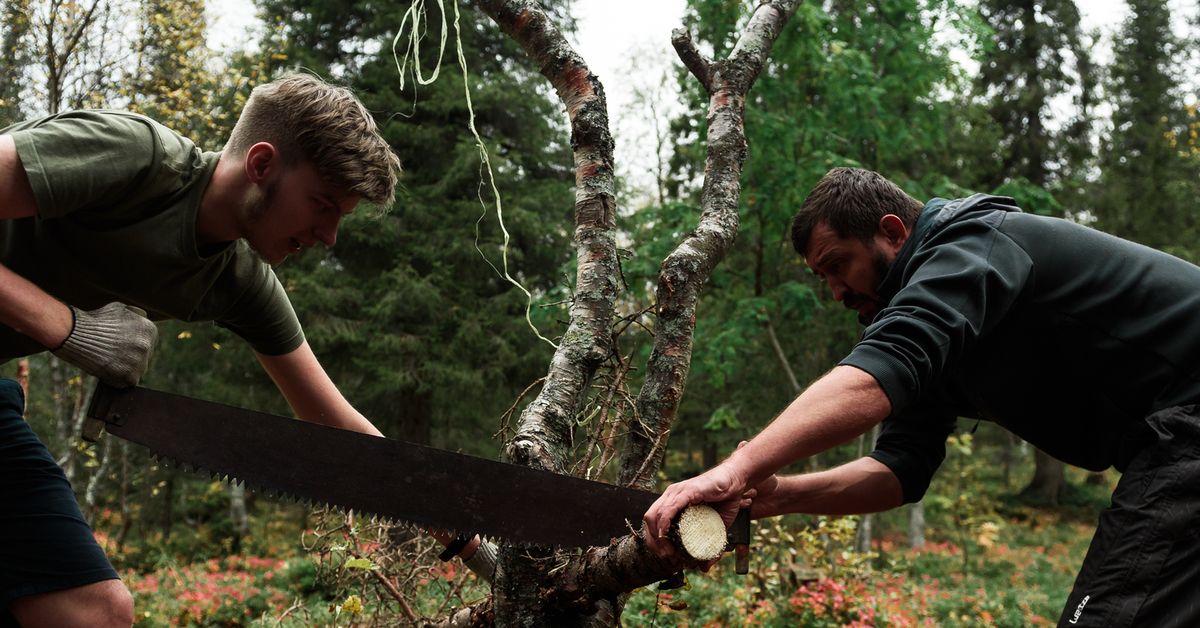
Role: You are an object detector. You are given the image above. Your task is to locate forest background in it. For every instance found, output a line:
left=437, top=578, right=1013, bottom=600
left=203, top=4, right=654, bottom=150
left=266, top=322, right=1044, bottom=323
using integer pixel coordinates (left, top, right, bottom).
left=1, top=0, right=1199, bottom=625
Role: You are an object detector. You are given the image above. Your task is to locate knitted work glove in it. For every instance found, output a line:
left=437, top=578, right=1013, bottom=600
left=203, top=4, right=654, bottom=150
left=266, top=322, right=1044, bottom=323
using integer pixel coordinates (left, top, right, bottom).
left=52, top=303, right=158, bottom=388
left=462, top=539, right=498, bottom=583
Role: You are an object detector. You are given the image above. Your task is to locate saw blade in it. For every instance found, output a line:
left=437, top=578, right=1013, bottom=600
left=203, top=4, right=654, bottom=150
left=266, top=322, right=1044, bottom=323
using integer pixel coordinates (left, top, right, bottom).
left=88, top=384, right=657, bottom=548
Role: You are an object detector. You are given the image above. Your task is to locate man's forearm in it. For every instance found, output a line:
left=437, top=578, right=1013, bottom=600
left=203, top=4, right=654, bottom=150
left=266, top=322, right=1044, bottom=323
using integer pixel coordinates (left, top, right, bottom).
left=255, top=342, right=384, bottom=437
left=0, top=263, right=72, bottom=348
left=644, top=365, right=895, bottom=551
left=724, top=365, right=892, bottom=490
left=755, top=457, right=903, bottom=518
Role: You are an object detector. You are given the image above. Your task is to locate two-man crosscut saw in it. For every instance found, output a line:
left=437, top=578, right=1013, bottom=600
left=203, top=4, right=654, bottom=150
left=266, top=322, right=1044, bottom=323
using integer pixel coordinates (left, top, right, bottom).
left=84, top=384, right=750, bottom=568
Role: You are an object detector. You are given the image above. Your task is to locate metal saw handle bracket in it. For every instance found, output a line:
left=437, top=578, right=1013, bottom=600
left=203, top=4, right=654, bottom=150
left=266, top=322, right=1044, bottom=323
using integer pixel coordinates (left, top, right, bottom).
left=81, top=382, right=129, bottom=442
left=725, top=507, right=752, bottom=575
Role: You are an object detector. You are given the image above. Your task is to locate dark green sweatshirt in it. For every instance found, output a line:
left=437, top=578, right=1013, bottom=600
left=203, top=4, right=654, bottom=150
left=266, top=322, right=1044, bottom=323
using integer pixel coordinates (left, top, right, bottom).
left=842, top=194, right=1200, bottom=503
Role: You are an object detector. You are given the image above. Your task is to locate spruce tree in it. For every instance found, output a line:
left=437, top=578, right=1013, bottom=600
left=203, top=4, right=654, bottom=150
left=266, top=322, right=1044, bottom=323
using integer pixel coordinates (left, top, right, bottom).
left=974, top=0, right=1085, bottom=191
left=1093, top=0, right=1200, bottom=256
left=251, top=0, right=575, bottom=449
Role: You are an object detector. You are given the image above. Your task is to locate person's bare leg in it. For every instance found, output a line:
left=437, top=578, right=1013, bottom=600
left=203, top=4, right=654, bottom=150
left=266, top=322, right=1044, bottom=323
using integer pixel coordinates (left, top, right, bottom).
left=8, top=579, right=133, bottom=628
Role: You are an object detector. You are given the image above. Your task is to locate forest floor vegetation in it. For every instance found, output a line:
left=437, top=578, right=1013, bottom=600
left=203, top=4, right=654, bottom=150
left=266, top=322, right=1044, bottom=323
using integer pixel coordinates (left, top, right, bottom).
left=104, top=435, right=1112, bottom=627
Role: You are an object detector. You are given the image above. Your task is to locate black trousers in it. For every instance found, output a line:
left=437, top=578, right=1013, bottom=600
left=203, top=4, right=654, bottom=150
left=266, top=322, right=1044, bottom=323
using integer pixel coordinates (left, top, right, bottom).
left=0, top=379, right=119, bottom=625
left=1059, top=405, right=1200, bottom=627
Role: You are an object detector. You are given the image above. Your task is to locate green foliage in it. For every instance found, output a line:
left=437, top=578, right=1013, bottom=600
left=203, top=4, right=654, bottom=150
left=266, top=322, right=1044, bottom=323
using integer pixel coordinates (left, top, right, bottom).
left=0, top=0, right=30, bottom=126
left=635, top=0, right=983, bottom=464
left=1090, top=0, right=1200, bottom=256
left=242, top=0, right=576, bottom=450
left=620, top=515, right=1086, bottom=628
left=124, top=556, right=300, bottom=627
left=971, top=0, right=1087, bottom=189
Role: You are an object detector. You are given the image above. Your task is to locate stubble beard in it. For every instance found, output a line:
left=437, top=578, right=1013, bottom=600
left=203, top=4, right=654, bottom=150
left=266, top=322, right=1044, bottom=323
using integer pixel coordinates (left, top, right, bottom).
left=845, top=248, right=892, bottom=325
left=241, top=180, right=281, bottom=266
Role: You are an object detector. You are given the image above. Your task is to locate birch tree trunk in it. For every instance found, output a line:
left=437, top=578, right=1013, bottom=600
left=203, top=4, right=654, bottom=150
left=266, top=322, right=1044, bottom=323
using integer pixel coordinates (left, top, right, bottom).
left=15, top=359, right=28, bottom=406
left=618, top=1, right=802, bottom=491
left=230, top=482, right=248, bottom=553
left=908, top=499, right=926, bottom=549
left=853, top=423, right=880, bottom=555
left=437, top=2, right=801, bottom=626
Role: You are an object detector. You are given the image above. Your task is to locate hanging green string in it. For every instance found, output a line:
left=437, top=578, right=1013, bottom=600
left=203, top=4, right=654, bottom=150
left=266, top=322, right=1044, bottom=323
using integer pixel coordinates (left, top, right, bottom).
left=392, top=0, right=559, bottom=349
left=392, top=0, right=446, bottom=88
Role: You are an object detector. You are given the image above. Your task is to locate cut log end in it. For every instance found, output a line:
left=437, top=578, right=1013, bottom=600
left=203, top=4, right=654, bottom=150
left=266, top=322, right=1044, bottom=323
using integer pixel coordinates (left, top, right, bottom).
left=672, top=504, right=725, bottom=562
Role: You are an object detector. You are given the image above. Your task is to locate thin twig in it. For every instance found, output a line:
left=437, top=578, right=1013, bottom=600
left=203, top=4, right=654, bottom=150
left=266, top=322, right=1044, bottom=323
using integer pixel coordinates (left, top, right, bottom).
left=433, top=566, right=473, bottom=618
left=628, top=430, right=669, bottom=489
left=347, top=520, right=420, bottom=624
left=492, top=377, right=547, bottom=445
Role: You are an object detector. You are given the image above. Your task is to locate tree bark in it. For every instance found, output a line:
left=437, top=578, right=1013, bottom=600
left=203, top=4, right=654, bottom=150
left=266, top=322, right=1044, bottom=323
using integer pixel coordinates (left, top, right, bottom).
left=15, top=359, right=28, bottom=408
left=453, top=2, right=801, bottom=626
left=471, top=1, right=623, bottom=625
left=1002, top=430, right=1019, bottom=486
left=853, top=424, right=880, bottom=554
left=618, top=1, right=802, bottom=492
left=230, top=482, right=249, bottom=553
left=908, top=500, right=925, bottom=549
left=474, top=0, right=619, bottom=477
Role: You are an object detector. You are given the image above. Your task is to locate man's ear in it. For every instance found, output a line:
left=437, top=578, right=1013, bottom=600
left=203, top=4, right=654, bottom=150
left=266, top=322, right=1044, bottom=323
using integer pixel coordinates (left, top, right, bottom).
left=877, top=214, right=910, bottom=251
left=244, top=142, right=280, bottom=184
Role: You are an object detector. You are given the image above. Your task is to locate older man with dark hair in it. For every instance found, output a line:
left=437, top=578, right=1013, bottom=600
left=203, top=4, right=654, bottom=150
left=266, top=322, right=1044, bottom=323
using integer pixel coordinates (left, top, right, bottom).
left=647, top=166, right=1200, bottom=628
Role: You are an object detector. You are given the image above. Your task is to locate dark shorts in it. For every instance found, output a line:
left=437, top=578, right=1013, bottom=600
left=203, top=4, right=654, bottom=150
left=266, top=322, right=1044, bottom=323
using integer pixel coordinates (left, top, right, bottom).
left=1059, top=405, right=1200, bottom=627
left=0, top=378, right=119, bottom=623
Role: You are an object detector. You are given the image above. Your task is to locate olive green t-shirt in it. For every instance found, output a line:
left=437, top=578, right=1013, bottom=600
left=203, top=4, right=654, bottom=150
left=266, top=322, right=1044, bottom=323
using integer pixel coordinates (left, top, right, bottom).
left=0, top=110, right=304, bottom=361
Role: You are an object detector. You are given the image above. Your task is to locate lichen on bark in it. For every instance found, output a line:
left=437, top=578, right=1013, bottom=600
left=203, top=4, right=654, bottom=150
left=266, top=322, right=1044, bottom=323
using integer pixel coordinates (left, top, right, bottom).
left=439, top=1, right=803, bottom=626
left=618, top=0, right=802, bottom=491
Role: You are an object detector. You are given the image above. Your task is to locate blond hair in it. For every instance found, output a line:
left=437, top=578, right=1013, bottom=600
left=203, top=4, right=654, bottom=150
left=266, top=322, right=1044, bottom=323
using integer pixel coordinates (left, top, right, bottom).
left=226, top=73, right=400, bottom=208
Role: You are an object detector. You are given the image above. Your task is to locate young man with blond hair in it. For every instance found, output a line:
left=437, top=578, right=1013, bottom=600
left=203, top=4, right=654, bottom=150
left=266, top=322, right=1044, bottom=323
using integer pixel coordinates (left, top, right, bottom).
left=648, top=167, right=1200, bottom=627
left=0, top=74, right=399, bottom=627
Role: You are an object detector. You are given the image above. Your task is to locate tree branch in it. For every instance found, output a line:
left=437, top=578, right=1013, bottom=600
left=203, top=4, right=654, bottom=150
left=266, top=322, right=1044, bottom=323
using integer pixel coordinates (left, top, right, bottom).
left=671, top=28, right=711, bottom=89
left=473, top=2, right=624, bottom=625
left=550, top=531, right=691, bottom=603
left=618, top=0, right=801, bottom=491
left=475, top=0, right=620, bottom=477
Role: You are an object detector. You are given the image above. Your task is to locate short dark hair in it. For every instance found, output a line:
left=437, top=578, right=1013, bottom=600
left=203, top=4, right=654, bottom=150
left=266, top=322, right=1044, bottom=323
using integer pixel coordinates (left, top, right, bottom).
left=791, top=168, right=924, bottom=256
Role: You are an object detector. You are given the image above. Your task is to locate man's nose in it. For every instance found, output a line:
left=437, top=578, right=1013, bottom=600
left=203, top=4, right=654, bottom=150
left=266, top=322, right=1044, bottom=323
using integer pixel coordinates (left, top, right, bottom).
left=314, top=216, right=340, bottom=247
left=827, top=278, right=847, bottom=302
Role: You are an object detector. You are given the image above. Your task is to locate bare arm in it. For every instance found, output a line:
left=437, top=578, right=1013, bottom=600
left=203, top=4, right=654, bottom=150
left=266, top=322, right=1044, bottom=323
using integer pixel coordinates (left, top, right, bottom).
left=748, top=457, right=902, bottom=520
left=0, top=134, right=74, bottom=347
left=255, top=340, right=383, bottom=436
left=644, top=365, right=895, bottom=554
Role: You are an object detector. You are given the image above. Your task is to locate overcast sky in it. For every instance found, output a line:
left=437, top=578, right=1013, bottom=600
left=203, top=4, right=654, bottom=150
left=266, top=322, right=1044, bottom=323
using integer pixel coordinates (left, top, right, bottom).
left=203, top=1, right=1186, bottom=112
left=204, top=0, right=1194, bottom=194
